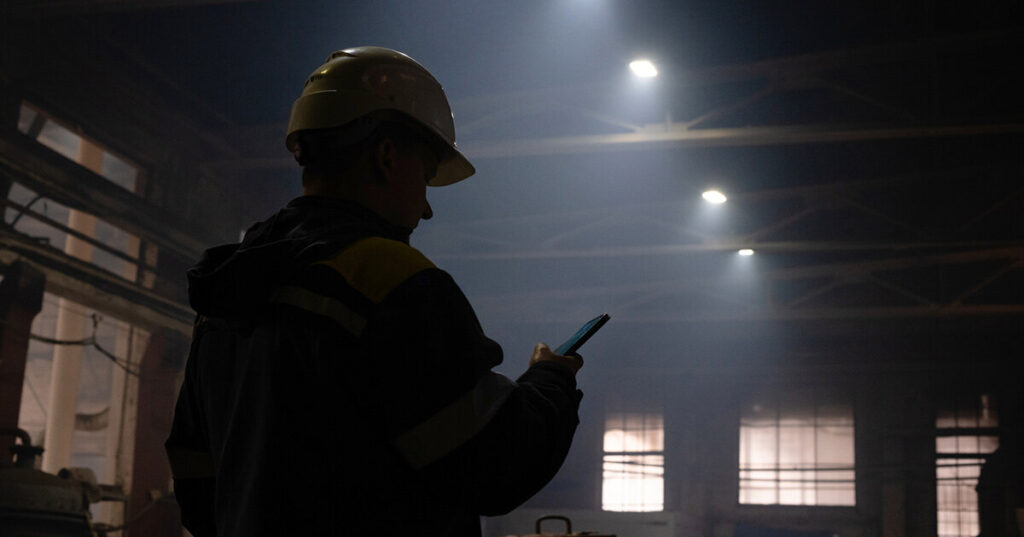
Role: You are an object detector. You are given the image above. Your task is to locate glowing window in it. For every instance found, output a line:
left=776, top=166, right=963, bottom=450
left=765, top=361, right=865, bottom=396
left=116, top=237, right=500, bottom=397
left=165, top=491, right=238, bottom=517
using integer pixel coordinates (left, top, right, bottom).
left=739, top=391, right=855, bottom=506
left=936, top=394, right=999, bottom=537
left=602, top=411, right=664, bottom=512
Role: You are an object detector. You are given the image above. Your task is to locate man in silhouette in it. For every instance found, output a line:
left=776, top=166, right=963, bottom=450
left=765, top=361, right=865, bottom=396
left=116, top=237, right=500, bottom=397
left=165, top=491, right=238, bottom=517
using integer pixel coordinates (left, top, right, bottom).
left=165, top=47, right=584, bottom=536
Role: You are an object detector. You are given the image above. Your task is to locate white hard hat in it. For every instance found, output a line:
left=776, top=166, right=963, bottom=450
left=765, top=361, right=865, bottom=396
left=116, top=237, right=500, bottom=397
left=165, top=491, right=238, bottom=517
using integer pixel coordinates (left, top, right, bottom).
left=286, top=46, right=475, bottom=186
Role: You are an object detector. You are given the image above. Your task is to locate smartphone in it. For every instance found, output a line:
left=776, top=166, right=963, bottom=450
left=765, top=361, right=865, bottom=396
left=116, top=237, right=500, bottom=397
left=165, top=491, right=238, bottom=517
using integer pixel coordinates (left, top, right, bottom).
left=554, top=313, right=610, bottom=356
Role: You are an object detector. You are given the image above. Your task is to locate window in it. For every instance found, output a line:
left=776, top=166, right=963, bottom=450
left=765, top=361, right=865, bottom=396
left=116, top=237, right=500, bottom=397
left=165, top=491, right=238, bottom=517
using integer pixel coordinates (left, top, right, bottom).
left=18, top=293, right=134, bottom=478
left=17, top=103, right=138, bottom=192
left=602, top=411, right=664, bottom=512
left=9, top=102, right=144, bottom=280
left=935, top=394, right=999, bottom=537
left=739, top=390, right=855, bottom=506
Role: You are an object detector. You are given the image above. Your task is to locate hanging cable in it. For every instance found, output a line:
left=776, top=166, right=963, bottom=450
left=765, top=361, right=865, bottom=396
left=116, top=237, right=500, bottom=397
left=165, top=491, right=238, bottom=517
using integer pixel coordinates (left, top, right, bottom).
left=87, top=314, right=141, bottom=378
left=1, top=313, right=143, bottom=378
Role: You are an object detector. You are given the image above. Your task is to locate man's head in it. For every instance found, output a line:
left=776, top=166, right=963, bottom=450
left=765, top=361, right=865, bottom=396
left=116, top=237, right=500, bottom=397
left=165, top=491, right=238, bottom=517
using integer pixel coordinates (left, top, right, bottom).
left=293, top=114, right=441, bottom=228
left=286, top=47, right=473, bottom=229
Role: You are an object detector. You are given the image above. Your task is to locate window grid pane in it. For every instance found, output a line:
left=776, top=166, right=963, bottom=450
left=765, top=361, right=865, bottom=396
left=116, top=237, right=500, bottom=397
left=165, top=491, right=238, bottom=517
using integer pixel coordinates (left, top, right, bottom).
left=10, top=102, right=143, bottom=281
left=935, top=394, right=998, bottom=537
left=738, top=391, right=855, bottom=506
left=603, top=411, right=664, bottom=512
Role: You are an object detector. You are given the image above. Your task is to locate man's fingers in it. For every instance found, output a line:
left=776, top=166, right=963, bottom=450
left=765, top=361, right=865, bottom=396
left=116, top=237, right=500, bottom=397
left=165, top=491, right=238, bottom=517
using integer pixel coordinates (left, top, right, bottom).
left=531, top=342, right=551, bottom=363
left=556, top=353, right=583, bottom=373
left=529, top=342, right=582, bottom=373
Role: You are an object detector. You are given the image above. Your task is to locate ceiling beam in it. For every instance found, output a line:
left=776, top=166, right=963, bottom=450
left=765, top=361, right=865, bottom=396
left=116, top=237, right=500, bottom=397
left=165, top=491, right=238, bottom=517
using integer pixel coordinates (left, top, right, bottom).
left=9, top=0, right=259, bottom=17
left=204, top=123, right=1024, bottom=170
left=578, top=305, right=1024, bottom=323
left=666, top=28, right=1023, bottom=89
left=207, top=30, right=1023, bottom=169
left=0, top=129, right=209, bottom=260
left=465, top=247, right=1023, bottom=307
left=428, top=240, right=1024, bottom=262
left=460, top=123, right=1024, bottom=160
left=765, top=247, right=1023, bottom=280
left=412, top=166, right=995, bottom=238
left=0, top=228, right=193, bottom=336
left=451, top=29, right=1023, bottom=114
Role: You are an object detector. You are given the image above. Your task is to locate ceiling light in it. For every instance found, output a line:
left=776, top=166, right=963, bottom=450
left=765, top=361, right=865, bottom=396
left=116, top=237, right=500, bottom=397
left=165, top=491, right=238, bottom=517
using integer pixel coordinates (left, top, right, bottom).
left=738, top=249, right=754, bottom=256
left=702, top=190, right=727, bottom=204
left=629, top=59, right=658, bottom=78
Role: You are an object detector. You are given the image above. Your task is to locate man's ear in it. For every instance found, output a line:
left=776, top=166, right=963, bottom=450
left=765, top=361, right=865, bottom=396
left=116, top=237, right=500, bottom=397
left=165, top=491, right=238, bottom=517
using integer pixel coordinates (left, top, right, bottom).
left=373, top=137, right=398, bottom=184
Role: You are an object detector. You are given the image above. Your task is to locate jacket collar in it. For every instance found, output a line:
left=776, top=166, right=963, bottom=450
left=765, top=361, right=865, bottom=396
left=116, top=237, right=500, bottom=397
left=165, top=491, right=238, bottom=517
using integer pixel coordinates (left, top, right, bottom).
left=285, top=196, right=412, bottom=244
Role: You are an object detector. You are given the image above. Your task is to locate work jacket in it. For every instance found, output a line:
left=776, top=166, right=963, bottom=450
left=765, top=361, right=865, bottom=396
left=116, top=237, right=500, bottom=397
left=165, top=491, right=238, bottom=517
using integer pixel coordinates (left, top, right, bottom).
left=165, top=196, right=582, bottom=536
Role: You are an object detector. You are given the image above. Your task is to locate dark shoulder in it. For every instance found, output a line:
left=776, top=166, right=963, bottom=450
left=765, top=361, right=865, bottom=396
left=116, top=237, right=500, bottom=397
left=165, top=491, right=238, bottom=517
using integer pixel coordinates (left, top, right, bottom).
left=315, top=237, right=443, bottom=303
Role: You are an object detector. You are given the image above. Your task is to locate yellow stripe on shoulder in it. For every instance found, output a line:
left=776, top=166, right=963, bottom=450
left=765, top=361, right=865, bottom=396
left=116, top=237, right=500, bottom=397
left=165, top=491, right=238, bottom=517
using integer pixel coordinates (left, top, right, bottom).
left=317, top=237, right=436, bottom=303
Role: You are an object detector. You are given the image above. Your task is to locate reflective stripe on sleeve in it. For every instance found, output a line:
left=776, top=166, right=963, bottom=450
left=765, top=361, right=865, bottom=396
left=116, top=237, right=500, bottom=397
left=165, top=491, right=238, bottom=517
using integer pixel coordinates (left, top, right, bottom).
left=270, top=285, right=367, bottom=336
left=393, top=372, right=516, bottom=469
left=167, top=446, right=215, bottom=480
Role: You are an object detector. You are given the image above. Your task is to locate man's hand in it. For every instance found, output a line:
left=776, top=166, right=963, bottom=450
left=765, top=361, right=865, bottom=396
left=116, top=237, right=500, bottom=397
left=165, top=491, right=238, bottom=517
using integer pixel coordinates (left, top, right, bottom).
left=529, top=342, right=583, bottom=374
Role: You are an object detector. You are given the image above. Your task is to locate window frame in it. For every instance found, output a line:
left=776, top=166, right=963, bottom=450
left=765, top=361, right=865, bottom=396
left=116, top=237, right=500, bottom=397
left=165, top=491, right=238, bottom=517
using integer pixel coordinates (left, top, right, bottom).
left=934, top=393, right=999, bottom=537
left=601, top=409, right=666, bottom=512
left=737, top=388, right=857, bottom=508
left=9, top=101, right=150, bottom=282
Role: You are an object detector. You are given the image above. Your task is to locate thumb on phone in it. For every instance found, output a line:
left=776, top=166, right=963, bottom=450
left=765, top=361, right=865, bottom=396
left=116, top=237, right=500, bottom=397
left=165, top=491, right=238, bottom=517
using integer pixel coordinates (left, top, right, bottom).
left=529, top=342, right=583, bottom=374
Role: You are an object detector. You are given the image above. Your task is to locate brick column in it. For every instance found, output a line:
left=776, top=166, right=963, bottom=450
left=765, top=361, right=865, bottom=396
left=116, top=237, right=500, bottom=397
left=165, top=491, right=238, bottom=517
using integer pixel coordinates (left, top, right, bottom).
left=126, top=327, right=187, bottom=537
left=0, top=261, right=45, bottom=462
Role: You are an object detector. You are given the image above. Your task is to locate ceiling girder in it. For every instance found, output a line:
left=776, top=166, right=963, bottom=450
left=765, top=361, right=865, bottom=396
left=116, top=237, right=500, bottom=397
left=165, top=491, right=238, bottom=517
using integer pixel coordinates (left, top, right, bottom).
left=0, top=228, right=193, bottom=335
left=204, top=123, right=1024, bottom=170
left=429, top=240, right=1024, bottom=262
left=450, top=29, right=1024, bottom=114
left=465, top=247, right=1024, bottom=323
left=9, top=0, right=259, bottom=18
left=467, top=247, right=1022, bottom=303
left=591, top=305, right=1024, bottom=324
left=203, top=30, right=1024, bottom=169
left=460, top=123, right=1024, bottom=160
left=0, top=129, right=208, bottom=260
left=417, top=165, right=1020, bottom=264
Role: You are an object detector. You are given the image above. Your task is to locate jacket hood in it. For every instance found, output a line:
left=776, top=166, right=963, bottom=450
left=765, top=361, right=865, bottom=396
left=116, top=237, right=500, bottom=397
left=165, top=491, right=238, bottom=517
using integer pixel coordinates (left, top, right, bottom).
left=187, top=196, right=412, bottom=318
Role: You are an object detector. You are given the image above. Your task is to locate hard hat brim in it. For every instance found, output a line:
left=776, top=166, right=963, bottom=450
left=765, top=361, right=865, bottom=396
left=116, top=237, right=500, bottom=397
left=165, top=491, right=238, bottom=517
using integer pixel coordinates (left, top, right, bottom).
left=430, top=147, right=475, bottom=187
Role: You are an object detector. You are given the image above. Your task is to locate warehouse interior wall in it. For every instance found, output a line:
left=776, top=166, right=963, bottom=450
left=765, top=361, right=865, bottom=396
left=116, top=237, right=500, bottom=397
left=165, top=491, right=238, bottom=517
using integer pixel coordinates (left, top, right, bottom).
left=1, top=3, right=1022, bottom=537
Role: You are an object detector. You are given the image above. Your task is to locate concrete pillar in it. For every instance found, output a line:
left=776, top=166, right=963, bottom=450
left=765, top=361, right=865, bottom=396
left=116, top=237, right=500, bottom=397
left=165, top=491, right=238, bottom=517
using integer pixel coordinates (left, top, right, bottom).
left=905, top=390, right=937, bottom=537
left=98, top=236, right=142, bottom=530
left=881, top=390, right=909, bottom=537
left=100, top=326, right=147, bottom=535
left=41, top=137, right=102, bottom=474
left=0, top=262, right=45, bottom=461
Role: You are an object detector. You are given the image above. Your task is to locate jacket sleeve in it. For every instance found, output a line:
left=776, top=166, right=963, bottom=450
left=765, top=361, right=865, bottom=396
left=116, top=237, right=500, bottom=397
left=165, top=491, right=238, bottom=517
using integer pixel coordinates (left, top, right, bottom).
left=464, top=360, right=582, bottom=515
left=165, top=322, right=218, bottom=537
left=364, top=267, right=582, bottom=514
